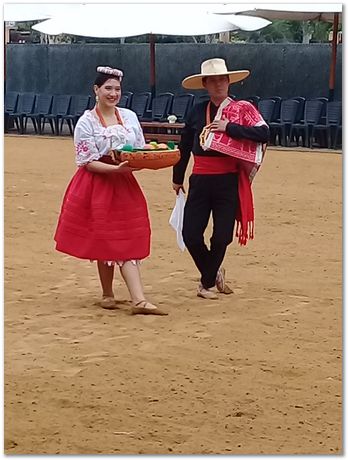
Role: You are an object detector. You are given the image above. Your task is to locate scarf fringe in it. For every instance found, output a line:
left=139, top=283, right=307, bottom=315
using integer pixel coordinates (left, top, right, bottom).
left=236, top=220, right=254, bottom=246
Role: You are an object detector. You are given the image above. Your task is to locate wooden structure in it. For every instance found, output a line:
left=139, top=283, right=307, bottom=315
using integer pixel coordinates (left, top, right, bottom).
left=140, top=121, right=185, bottom=143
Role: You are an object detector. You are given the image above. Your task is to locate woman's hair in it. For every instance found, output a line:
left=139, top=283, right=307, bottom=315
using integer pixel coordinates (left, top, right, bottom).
left=94, top=73, right=121, bottom=88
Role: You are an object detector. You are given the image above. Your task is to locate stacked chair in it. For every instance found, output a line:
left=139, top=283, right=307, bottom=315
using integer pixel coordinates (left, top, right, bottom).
left=245, top=95, right=261, bottom=108
left=130, top=92, right=152, bottom=120
left=59, top=95, right=91, bottom=135
left=4, top=90, right=342, bottom=151
left=310, top=101, right=342, bottom=149
left=4, top=91, right=19, bottom=132
left=289, top=100, right=324, bottom=147
left=41, top=95, right=71, bottom=135
left=258, top=98, right=276, bottom=124
left=170, top=93, right=194, bottom=122
left=6, top=92, right=36, bottom=134
left=269, top=99, right=300, bottom=146
left=142, top=92, right=174, bottom=122
left=26, top=94, right=53, bottom=134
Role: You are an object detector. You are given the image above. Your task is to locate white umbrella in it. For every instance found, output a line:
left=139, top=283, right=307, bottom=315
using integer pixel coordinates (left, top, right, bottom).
left=214, top=3, right=342, bottom=100
left=31, top=3, right=271, bottom=95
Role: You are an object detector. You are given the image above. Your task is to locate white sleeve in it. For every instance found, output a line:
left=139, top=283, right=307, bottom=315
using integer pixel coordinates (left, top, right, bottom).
left=74, top=116, right=104, bottom=167
left=132, top=112, right=146, bottom=149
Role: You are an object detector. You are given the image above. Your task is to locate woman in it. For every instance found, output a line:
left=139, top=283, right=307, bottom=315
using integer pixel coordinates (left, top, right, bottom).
left=54, top=66, right=167, bottom=315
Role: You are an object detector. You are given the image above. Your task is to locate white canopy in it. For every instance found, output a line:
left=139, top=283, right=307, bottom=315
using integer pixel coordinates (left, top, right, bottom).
left=4, top=3, right=82, bottom=23
left=213, top=3, right=342, bottom=23
left=31, top=3, right=270, bottom=37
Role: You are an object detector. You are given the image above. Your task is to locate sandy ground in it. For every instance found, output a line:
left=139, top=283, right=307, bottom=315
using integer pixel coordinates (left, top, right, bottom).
left=4, top=135, right=342, bottom=454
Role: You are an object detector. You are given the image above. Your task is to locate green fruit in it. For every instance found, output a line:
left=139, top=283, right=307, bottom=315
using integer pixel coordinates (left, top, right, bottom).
left=122, top=144, right=133, bottom=151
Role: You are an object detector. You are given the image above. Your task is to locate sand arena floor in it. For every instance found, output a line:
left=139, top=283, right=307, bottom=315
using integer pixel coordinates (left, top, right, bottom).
left=4, top=135, right=342, bottom=454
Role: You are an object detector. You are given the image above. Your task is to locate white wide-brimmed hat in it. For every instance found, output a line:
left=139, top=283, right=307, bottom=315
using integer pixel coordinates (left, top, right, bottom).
left=182, top=58, right=250, bottom=90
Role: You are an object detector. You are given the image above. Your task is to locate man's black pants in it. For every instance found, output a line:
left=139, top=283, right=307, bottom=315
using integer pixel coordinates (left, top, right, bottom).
left=182, top=173, right=239, bottom=289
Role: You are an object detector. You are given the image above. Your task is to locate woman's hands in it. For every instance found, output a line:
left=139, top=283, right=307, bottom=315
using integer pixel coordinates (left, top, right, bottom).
left=109, top=151, right=141, bottom=172
left=114, top=161, right=141, bottom=173
left=85, top=160, right=141, bottom=174
left=114, top=160, right=131, bottom=172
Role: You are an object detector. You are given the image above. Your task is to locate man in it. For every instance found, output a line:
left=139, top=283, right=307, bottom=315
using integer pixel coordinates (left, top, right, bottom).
left=172, top=58, right=269, bottom=300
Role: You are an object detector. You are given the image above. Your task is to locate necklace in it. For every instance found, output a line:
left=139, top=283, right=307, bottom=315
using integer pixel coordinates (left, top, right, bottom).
left=95, top=105, right=124, bottom=127
left=95, top=105, right=125, bottom=162
left=200, top=101, right=213, bottom=147
left=205, top=101, right=212, bottom=125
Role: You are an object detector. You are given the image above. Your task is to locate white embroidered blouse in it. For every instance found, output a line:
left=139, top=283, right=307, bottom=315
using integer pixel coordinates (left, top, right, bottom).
left=74, top=108, right=145, bottom=166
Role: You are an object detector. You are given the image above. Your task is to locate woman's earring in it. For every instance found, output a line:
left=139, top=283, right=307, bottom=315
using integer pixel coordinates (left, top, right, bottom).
left=96, top=95, right=99, bottom=103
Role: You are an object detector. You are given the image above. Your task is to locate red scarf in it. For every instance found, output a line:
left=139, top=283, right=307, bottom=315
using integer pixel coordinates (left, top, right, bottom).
left=235, top=163, right=255, bottom=245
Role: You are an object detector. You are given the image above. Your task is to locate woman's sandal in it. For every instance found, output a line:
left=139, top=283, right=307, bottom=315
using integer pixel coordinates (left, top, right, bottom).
left=100, top=296, right=119, bottom=310
left=131, top=300, right=168, bottom=316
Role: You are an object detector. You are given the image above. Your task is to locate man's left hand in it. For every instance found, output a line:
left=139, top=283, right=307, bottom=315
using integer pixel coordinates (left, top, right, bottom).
left=209, top=117, right=229, bottom=132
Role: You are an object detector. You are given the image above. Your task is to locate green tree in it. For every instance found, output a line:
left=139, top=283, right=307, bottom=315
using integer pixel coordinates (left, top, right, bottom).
left=236, top=19, right=336, bottom=44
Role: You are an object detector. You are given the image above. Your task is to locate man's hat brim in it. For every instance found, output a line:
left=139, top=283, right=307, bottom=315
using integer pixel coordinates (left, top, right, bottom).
left=182, top=70, right=250, bottom=90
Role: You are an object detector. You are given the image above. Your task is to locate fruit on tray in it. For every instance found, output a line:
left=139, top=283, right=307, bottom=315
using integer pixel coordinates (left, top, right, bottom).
left=121, top=144, right=134, bottom=151
left=119, top=141, right=176, bottom=152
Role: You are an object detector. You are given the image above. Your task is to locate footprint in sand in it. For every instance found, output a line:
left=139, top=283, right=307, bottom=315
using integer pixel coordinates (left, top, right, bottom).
left=169, top=270, right=185, bottom=275
left=104, top=335, right=130, bottom=341
left=232, top=287, right=244, bottom=294
left=288, top=294, right=309, bottom=301
left=265, top=287, right=284, bottom=293
left=192, top=332, right=212, bottom=339
left=137, top=342, right=156, bottom=351
left=298, top=300, right=310, bottom=306
left=82, top=351, right=110, bottom=358
left=288, top=294, right=311, bottom=306
left=270, top=311, right=293, bottom=317
left=49, top=367, right=83, bottom=377
left=80, top=357, right=108, bottom=364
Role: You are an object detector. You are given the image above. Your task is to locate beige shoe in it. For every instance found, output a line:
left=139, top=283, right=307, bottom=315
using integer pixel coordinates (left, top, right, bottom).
left=100, top=296, right=118, bottom=310
left=197, top=284, right=218, bottom=300
left=216, top=267, right=233, bottom=294
left=131, top=300, right=168, bottom=316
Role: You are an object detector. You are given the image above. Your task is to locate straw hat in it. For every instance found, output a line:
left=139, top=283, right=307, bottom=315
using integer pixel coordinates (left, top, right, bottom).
left=182, top=58, right=250, bottom=90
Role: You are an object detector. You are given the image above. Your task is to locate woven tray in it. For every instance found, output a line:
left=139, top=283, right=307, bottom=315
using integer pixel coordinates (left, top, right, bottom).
left=118, top=149, right=180, bottom=170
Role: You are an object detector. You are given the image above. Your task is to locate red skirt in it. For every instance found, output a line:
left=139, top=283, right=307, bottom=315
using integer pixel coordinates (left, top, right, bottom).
left=54, top=166, right=151, bottom=261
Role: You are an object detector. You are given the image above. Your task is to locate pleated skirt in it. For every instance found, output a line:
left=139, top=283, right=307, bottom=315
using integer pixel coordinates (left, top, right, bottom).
left=54, top=166, right=151, bottom=261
